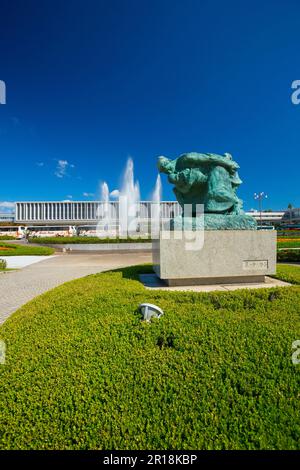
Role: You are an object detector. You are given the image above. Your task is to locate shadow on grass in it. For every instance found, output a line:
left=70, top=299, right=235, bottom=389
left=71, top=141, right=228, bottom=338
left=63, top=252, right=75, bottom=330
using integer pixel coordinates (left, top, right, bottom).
left=112, top=263, right=154, bottom=281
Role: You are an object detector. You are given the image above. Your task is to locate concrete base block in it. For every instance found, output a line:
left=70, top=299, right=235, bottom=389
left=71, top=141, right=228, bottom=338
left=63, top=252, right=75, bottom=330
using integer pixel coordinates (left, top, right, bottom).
left=166, top=275, right=266, bottom=286
left=139, top=273, right=291, bottom=292
left=153, top=230, right=277, bottom=285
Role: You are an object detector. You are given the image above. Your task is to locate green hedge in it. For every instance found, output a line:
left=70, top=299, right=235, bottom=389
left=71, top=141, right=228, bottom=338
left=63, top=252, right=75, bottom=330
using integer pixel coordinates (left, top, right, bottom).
left=28, top=236, right=152, bottom=244
left=0, top=236, right=16, bottom=241
left=0, top=264, right=299, bottom=449
left=277, top=249, right=300, bottom=262
left=0, top=259, right=7, bottom=269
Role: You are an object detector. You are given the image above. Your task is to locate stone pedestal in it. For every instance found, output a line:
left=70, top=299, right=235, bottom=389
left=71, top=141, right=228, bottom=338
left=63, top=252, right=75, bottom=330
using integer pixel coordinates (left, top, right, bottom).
left=153, top=230, right=276, bottom=285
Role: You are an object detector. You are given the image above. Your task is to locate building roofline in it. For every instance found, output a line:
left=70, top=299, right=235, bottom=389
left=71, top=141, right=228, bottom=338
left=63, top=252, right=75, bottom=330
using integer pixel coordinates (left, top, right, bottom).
left=15, top=200, right=180, bottom=204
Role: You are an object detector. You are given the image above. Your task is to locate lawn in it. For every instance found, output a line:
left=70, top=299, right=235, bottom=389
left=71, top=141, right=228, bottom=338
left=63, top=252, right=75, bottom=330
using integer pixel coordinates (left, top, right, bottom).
left=273, top=264, right=300, bottom=284
left=0, top=264, right=299, bottom=450
left=0, top=243, right=55, bottom=256
left=277, top=240, right=300, bottom=249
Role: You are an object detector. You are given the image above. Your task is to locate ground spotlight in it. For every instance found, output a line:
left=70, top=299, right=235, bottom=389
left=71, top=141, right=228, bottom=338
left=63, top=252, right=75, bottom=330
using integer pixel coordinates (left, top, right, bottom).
left=139, top=303, right=164, bottom=322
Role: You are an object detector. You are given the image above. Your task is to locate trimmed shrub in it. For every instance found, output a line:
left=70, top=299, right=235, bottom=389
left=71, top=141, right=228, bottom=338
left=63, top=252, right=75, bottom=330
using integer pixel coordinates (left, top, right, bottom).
left=0, top=264, right=299, bottom=449
left=0, top=258, right=7, bottom=269
left=277, top=250, right=300, bottom=262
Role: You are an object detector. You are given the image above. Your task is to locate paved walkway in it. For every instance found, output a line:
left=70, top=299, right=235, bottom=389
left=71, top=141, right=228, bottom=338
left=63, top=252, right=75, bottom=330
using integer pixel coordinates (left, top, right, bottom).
left=0, top=255, right=58, bottom=269
left=0, top=252, right=151, bottom=325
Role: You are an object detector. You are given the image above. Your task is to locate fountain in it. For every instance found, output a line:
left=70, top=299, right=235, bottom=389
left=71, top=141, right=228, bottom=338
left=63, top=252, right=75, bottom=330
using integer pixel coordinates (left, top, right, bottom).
left=101, top=182, right=110, bottom=228
left=119, top=158, right=141, bottom=237
left=152, top=174, right=162, bottom=204
left=95, top=158, right=161, bottom=239
left=96, top=181, right=116, bottom=237
left=151, top=174, right=162, bottom=238
left=101, top=182, right=109, bottom=207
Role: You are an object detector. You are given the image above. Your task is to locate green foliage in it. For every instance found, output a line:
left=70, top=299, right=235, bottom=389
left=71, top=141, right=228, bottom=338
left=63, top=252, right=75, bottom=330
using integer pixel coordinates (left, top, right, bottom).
left=278, top=241, right=300, bottom=249
left=0, top=264, right=299, bottom=450
left=277, top=250, right=300, bottom=262
left=0, top=236, right=15, bottom=241
left=0, top=243, right=54, bottom=256
left=28, top=236, right=152, bottom=244
left=273, top=264, right=300, bottom=284
left=0, top=259, right=7, bottom=269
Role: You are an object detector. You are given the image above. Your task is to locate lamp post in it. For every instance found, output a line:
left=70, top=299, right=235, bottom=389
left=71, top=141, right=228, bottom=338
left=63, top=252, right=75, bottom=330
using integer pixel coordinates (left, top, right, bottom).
left=254, top=192, right=268, bottom=226
left=287, top=203, right=293, bottom=224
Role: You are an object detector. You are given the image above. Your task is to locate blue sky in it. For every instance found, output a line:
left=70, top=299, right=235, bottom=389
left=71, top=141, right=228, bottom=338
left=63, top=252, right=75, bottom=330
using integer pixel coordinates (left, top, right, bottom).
left=0, top=0, right=300, bottom=210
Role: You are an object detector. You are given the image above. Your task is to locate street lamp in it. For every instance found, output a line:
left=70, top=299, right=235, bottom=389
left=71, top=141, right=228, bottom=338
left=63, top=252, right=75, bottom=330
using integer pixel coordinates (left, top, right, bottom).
left=254, top=192, right=268, bottom=226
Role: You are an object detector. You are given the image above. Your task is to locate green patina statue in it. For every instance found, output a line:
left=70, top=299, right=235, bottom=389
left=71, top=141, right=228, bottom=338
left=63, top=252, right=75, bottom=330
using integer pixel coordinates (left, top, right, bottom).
left=158, top=152, right=257, bottom=230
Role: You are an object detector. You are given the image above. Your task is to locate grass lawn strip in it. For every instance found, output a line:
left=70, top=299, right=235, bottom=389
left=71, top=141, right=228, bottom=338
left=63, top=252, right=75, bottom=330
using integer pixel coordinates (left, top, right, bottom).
left=0, top=243, right=54, bottom=256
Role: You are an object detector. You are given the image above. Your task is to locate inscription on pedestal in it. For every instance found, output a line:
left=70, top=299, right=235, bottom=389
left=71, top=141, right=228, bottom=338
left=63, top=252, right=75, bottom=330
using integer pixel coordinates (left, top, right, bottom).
left=243, top=260, right=268, bottom=270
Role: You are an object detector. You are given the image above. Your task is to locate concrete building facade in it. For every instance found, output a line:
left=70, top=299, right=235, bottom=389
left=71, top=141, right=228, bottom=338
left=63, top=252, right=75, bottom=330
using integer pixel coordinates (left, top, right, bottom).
left=15, top=201, right=182, bottom=225
left=13, top=201, right=285, bottom=226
